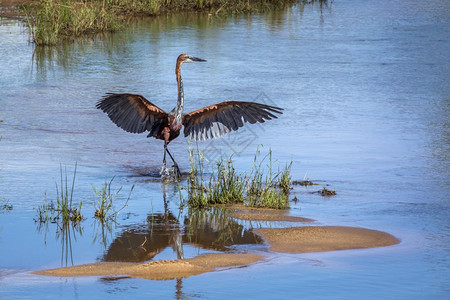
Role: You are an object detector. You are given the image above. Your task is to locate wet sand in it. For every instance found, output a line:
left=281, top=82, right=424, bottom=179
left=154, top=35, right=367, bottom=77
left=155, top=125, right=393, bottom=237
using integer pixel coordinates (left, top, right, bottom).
left=34, top=253, right=263, bottom=280
left=257, top=226, right=400, bottom=253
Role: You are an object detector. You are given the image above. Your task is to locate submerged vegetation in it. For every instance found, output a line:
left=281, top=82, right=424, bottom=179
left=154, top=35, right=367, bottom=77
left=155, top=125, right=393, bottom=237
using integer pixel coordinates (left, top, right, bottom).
left=18, top=0, right=329, bottom=45
left=187, top=146, right=292, bottom=209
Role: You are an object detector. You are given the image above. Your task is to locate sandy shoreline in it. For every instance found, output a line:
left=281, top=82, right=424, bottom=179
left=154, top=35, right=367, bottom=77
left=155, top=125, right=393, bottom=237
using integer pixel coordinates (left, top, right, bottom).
left=34, top=222, right=399, bottom=280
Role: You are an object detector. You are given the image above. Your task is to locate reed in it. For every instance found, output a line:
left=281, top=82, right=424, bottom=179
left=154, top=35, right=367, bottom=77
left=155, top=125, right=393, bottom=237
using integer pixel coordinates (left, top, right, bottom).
left=55, top=163, right=83, bottom=223
left=246, top=149, right=291, bottom=209
left=279, top=162, right=292, bottom=195
left=34, top=163, right=83, bottom=225
left=187, top=145, right=292, bottom=209
left=208, top=155, right=246, bottom=205
left=187, top=145, right=209, bottom=208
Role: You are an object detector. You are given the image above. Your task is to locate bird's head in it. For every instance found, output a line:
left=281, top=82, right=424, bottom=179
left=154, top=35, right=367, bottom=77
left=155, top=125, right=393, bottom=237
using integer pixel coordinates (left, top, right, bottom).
left=177, top=53, right=207, bottom=64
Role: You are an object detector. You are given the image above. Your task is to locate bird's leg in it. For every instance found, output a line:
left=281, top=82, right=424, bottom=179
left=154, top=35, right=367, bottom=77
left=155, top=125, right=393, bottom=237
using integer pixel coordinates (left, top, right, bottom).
left=163, top=144, right=167, bottom=167
left=160, top=144, right=169, bottom=178
left=165, top=147, right=181, bottom=177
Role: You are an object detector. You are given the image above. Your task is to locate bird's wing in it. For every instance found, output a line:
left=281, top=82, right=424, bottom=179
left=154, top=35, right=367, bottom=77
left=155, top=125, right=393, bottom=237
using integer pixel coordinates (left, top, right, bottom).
left=96, top=93, right=168, bottom=136
left=182, top=101, right=283, bottom=141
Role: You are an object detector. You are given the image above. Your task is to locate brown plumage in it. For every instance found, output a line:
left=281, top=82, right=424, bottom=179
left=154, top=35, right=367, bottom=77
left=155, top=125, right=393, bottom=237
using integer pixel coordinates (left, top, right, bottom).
left=97, top=54, right=283, bottom=176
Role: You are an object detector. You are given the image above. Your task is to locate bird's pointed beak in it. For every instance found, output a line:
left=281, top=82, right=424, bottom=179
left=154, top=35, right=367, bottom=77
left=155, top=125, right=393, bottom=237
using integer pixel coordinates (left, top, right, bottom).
left=190, top=56, right=207, bottom=62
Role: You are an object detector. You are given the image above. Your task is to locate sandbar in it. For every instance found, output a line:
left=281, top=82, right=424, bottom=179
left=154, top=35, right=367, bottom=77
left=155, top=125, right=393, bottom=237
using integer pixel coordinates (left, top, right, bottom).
left=33, top=253, right=263, bottom=280
left=257, top=226, right=400, bottom=253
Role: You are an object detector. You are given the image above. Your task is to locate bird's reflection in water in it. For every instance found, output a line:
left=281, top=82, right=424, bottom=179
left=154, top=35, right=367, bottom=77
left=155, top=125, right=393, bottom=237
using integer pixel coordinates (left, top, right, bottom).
left=103, top=191, right=262, bottom=263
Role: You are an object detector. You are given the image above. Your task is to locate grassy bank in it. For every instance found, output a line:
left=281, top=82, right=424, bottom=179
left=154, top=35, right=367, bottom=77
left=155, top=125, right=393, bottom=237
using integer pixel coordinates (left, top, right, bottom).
left=17, top=0, right=328, bottom=45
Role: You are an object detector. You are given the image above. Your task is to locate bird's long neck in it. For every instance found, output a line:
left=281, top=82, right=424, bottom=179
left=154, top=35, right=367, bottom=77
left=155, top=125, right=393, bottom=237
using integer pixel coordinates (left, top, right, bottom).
left=174, top=66, right=184, bottom=123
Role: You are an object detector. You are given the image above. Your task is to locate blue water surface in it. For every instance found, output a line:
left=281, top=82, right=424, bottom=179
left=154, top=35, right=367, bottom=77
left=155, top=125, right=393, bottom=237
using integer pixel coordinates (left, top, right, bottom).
left=0, top=0, right=449, bottom=298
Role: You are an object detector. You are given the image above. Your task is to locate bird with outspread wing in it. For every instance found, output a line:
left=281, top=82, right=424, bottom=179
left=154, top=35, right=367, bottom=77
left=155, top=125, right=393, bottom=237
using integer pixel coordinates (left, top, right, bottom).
left=97, top=54, right=283, bottom=176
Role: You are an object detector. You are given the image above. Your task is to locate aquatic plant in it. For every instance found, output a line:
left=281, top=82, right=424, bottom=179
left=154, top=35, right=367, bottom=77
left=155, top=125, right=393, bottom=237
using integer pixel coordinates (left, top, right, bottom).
left=279, top=162, right=292, bottom=195
left=207, top=155, right=247, bottom=205
left=35, top=163, right=84, bottom=224
left=187, top=146, right=209, bottom=208
left=0, top=197, right=13, bottom=212
left=187, top=145, right=292, bottom=209
left=35, top=192, right=57, bottom=223
left=33, top=164, right=84, bottom=266
left=292, top=179, right=316, bottom=186
left=246, top=149, right=291, bottom=209
left=35, top=196, right=83, bottom=266
left=55, top=163, right=83, bottom=223
left=318, top=186, right=336, bottom=196
left=93, top=177, right=134, bottom=221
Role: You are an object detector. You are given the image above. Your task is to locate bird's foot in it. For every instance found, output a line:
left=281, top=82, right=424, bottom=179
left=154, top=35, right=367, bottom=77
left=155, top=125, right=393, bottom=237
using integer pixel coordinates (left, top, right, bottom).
left=159, top=164, right=181, bottom=180
left=159, top=164, right=171, bottom=178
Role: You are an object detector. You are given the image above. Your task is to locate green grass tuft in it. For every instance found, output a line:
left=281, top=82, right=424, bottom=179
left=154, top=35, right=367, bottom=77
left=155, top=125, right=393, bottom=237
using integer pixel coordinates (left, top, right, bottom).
left=55, top=162, right=83, bottom=223
left=35, top=163, right=84, bottom=224
left=187, top=145, right=292, bottom=209
left=93, top=177, right=134, bottom=221
left=23, top=0, right=123, bottom=45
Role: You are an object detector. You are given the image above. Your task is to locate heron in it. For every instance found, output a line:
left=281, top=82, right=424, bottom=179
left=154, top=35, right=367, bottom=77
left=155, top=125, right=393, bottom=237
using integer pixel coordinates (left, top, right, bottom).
left=96, top=54, right=283, bottom=176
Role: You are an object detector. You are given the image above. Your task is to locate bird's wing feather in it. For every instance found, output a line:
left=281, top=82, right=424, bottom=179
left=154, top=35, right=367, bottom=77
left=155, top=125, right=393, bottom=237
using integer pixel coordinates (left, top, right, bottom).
left=96, top=93, right=168, bottom=136
left=182, top=101, right=283, bottom=141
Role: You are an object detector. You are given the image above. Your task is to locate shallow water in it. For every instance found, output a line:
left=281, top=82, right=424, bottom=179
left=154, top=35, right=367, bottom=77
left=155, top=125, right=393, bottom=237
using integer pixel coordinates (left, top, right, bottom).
left=0, top=0, right=449, bottom=298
